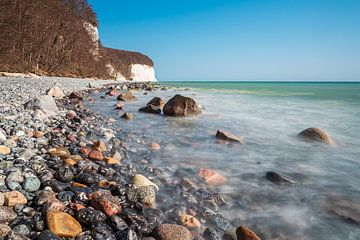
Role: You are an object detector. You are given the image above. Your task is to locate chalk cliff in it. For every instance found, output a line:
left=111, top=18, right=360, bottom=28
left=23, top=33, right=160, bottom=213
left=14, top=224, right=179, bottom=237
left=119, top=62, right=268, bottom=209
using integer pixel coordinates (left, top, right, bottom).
left=0, top=0, right=156, bottom=81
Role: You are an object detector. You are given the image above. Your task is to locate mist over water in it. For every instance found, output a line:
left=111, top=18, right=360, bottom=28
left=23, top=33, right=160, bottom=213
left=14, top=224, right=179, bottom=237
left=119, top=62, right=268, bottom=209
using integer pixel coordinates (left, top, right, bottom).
left=89, top=82, right=360, bottom=240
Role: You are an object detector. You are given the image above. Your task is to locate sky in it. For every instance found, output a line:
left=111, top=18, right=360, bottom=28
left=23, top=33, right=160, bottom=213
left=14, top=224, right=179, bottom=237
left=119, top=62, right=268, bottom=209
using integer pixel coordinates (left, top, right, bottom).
left=88, top=0, right=360, bottom=81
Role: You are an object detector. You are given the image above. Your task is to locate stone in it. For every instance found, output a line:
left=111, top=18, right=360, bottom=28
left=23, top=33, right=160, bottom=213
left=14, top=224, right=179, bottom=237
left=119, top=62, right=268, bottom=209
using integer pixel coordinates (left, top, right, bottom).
left=47, top=86, right=65, bottom=99
left=0, top=193, right=4, bottom=206
left=19, top=149, right=36, bottom=161
left=152, top=224, right=192, bottom=240
left=265, top=171, right=295, bottom=184
left=80, top=146, right=92, bottom=156
left=215, top=130, right=245, bottom=144
left=114, top=102, right=124, bottom=110
left=76, top=208, right=107, bottom=226
left=198, top=168, right=227, bottom=185
left=12, top=224, right=31, bottom=236
left=203, top=227, right=221, bottom=240
left=33, top=131, right=45, bottom=138
left=3, top=191, right=27, bottom=207
left=89, top=191, right=122, bottom=216
left=0, top=129, right=6, bottom=142
left=147, top=97, right=165, bottom=109
left=23, top=177, right=41, bottom=192
left=128, top=186, right=156, bottom=206
left=55, top=167, right=75, bottom=182
left=47, top=211, right=82, bottom=238
left=298, top=127, right=334, bottom=145
left=69, top=92, right=83, bottom=101
left=132, top=174, right=159, bottom=190
left=0, top=145, right=10, bottom=155
left=24, top=95, right=59, bottom=116
left=66, top=110, right=77, bottom=119
left=0, top=206, right=17, bottom=222
left=35, top=190, right=57, bottom=206
left=148, top=142, right=161, bottom=150
left=236, top=226, right=261, bottom=240
left=89, top=150, right=104, bottom=161
left=117, top=92, right=137, bottom=101
left=121, top=112, right=134, bottom=120
left=107, top=89, right=119, bottom=96
left=324, top=196, right=360, bottom=224
left=93, top=140, right=107, bottom=152
left=163, top=94, right=201, bottom=117
left=63, top=158, right=77, bottom=166
left=37, top=230, right=60, bottom=240
left=43, top=200, right=67, bottom=213
left=48, top=147, right=71, bottom=159
left=104, top=157, right=120, bottom=165
left=139, top=105, right=162, bottom=114
left=0, top=224, right=11, bottom=239
left=179, top=214, right=201, bottom=229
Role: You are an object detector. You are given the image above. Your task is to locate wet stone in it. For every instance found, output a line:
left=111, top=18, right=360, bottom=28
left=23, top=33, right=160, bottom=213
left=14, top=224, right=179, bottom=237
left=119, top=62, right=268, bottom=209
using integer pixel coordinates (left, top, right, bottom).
left=47, top=210, right=82, bottom=238
left=89, top=191, right=122, bottom=216
left=265, top=171, right=296, bottom=184
left=203, top=227, right=221, bottom=240
left=92, top=223, right=117, bottom=240
left=48, top=147, right=71, bottom=159
left=128, top=186, right=156, bottom=206
left=37, top=230, right=60, bottom=240
left=76, top=208, right=107, bottom=226
left=236, top=225, right=261, bottom=240
left=216, top=129, right=245, bottom=144
left=89, top=150, right=104, bottom=161
left=121, top=112, right=134, bottom=120
left=152, top=224, right=192, bottom=240
left=180, top=213, right=201, bottom=229
left=55, top=167, right=75, bottom=182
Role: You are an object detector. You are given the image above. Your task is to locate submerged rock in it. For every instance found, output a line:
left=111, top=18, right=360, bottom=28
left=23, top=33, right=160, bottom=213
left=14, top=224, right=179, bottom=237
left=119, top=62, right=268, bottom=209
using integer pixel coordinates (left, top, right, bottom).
left=198, top=168, right=227, bottom=185
left=163, top=94, right=201, bottom=117
left=152, top=224, right=192, bottom=240
left=215, top=130, right=245, bottom=144
left=139, top=105, right=161, bottom=114
left=265, top=171, right=295, bottom=184
left=236, top=225, right=261, bottom=240
left=121, top=112, right=134, bottom=120
left=297, top=127, right=334, bottom=145
left=147, top=97, right=165, bottom=109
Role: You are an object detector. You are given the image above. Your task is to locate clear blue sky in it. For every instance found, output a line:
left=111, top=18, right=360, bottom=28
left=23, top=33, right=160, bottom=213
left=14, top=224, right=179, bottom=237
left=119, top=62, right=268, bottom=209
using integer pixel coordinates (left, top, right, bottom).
left=88, top=0, right=360, bottom=81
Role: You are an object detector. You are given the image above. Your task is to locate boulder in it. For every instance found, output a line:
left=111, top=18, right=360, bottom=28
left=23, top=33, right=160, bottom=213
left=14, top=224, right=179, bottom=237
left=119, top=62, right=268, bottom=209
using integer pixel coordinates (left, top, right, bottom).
left=236, top=226, right=261, bottom=240
left=216, top=130, right=245, bottom=144
left=139, top=105, right=161, bottom=114
left=47, top=211, right=82, bottom=238
left=297, top=127, right=334, bottom=145
left=163, top=95, right=201, bottom=117
left=24, top=95, right=59, bottom=116
left=147, top=97, right=165, bottom=108
left=198, top=168, right=227, bottom=185
left=117, top=92, right=137, bottom=101
left=121, top=112, right=134, bottom=120
left=265, top=171, right=295, bottom=184
left=47, top=86, right=65, bottom=99
left=152, top=224, right=192, bottom=240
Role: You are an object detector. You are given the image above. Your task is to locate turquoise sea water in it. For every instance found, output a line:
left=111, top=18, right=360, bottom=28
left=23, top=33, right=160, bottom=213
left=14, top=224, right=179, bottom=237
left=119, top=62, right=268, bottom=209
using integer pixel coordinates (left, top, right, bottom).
left=89, top=82, right=360, bottom=240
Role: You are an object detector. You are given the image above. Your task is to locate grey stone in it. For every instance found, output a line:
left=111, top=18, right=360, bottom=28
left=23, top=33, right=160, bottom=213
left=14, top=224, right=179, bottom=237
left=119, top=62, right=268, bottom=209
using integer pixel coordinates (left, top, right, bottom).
left=0, top=206, right=17, bottom=222
left=23, top=177, right=41, bottom=192
left=24, top=95, right=59, bottom=116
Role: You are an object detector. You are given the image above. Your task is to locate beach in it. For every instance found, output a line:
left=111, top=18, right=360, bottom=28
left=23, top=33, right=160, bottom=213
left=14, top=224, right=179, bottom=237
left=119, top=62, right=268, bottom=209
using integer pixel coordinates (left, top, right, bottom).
left=0, top=77, right=359, bottom=240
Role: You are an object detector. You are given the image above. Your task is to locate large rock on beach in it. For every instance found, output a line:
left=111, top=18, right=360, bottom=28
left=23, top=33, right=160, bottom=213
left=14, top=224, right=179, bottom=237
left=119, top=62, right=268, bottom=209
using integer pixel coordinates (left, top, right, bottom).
left=117, top=92, right=137, bottom=101
left=24, top=95, right=59, bottom=116
left=297, top=127, right=334, bottom=145
left=139, top=105, right=162, bottom=114
left=47, top=211, right=82, bottom=238
left=147, top=97, right=165, bottom=108
left=163, top=95, right=201, bottom=117
left=215, top=130, right=245, bottom=144
left=236, top=225, right=261, bottom=240
left=47, top=86, right=65, bottom=99
left=152, top=224, right=193, bottom=240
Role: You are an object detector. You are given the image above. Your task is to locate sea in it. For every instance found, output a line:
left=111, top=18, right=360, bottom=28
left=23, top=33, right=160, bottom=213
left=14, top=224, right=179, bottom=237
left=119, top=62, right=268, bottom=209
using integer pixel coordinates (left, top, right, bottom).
left=89, top=81, right=360, bottom=240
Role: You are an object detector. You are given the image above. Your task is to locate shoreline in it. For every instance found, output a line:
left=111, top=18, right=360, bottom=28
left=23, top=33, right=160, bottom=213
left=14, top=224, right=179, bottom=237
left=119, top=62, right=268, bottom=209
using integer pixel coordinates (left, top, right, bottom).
left=0, top=77, right=243, bottom=239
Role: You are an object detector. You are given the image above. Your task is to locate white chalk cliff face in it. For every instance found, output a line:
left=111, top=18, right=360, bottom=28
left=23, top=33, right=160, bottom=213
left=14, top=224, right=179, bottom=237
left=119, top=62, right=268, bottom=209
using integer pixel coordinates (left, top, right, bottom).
left=129, top=64, right=156, bottom=82
left=106, top=64, right=126, bottom=81
left=83, top=22, right=100, bottom=58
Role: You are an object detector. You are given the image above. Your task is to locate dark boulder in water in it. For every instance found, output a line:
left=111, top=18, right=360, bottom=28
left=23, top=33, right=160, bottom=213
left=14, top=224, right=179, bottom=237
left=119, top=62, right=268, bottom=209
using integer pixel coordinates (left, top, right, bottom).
left=139, top=105, right=161, bottom=114
left=265, top=171, right=295, bottom=184
left=163, top=94, right=201, bottom=117
left=297, top=127, right=334, bottom=145
left=147, top=97, right=165, bottom=109
left=215, top=130, right=245, bottom=144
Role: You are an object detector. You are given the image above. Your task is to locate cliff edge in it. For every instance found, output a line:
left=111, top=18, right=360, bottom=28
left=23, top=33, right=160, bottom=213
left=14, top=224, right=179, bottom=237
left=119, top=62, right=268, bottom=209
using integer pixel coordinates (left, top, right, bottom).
left=0, top=0, right=156, bottom=81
